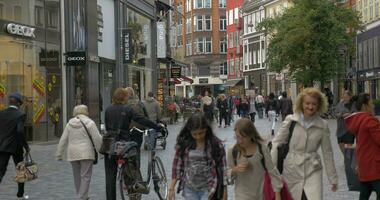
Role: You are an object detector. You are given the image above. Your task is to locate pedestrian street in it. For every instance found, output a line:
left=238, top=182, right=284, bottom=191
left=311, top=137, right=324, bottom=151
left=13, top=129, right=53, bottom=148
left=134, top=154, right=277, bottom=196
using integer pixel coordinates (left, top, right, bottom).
left=0, top=116, right=375, bottom=200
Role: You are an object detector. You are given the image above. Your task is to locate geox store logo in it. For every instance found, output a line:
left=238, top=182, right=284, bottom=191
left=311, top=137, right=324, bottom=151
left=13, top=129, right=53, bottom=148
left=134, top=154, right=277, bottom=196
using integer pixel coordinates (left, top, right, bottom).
left=5, top=23, right=36, bottom=38
left=65, top=51, right=86, bottom=66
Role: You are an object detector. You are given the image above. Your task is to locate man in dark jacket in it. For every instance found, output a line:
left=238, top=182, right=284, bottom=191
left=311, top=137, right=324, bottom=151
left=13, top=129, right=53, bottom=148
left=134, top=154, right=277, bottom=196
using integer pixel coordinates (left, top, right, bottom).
left=279, top=91, right=293, bottom=121
left=0, top=92, right=29, bottom=199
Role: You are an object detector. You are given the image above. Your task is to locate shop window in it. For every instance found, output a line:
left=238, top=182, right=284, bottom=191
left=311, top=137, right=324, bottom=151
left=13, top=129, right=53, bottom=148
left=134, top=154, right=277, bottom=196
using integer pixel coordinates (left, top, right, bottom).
left=205, top=15, right=211, bottom=30
left=13, top=5, right=22, bottom=22
left=220, top=16, right=226, bottom=30
left=205, top=37, right=212, bottom=53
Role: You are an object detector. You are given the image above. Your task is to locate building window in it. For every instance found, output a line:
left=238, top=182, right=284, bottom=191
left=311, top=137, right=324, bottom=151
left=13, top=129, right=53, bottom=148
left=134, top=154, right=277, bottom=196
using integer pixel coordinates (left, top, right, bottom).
left=220, top=39, right=227, bottom=53
left=375, top=0, right=379, bottom=17
left=13, top=5, right=22, bottom=22
left=177, top=36, right=183, bottom=47
left=229, top=10, right=233, bottom=25
left=170, top=29, right=177, bottom=47
left=220, top=62, right=228, bottom=75
left=47, top=8, right=59, bottom=29
left=220, top=16, right=227, bottom=30
left=186, top=18, right=191, bottom=33
left=195, top=0, right=203, bottom=9
left=219, top=0, right=226, bottom=8
left=195, top=15, right=203, bottom=31
left=186, top=0, right=192, bottom=12
left=374, top=36, right=379, bottom=68
left=177, top=5, right=183, bottom=14
left=199, top=66, right=210, bottom=76
left=177, top=20, right=182, bottom=36
left=196, top=37, right=204, bottom=53
left=229, top=60, right=234, bottom=75
left=186, top=40, right=192, bottom=56
left=235, top=32, right=239, bottom=47
left=205, top=0, right=211, bottom=8
left=205, top=15, right=212, bottom=30
left=35, top=6, right=44, bottom=27
left=0, top=4, right=4, bottom=18
left=228, top=33, right=234, bottom=48
left=205, top=37, right=212, bottom=53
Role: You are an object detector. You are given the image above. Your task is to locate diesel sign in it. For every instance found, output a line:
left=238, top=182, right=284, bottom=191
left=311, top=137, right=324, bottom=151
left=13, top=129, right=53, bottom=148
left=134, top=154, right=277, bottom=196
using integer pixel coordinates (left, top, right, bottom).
left=6, top=23, right=36, bottom=38
left=65, top=51, right=86, bottom=66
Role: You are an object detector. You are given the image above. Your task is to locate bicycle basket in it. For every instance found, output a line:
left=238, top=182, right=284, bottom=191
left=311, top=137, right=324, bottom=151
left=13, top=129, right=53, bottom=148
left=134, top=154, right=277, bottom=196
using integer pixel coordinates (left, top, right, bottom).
left=109, top=141, right=138, bottom=158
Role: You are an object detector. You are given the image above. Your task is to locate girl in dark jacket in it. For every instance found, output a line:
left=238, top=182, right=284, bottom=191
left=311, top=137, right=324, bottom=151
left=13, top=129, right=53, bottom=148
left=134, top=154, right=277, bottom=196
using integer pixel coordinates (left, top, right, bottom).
left=104, top=88, right=160, bottom=200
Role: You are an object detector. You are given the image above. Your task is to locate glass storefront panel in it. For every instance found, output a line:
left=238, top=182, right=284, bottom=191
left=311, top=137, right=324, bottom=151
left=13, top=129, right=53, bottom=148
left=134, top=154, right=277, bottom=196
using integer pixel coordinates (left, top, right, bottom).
left=0, top=35, right=61, bottom=141
left=124, top=6, right=153, bottom=99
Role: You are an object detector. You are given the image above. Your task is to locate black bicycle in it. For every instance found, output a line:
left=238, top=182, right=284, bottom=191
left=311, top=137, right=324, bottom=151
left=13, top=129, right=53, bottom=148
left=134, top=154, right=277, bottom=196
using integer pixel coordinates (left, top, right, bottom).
left=114, top=127, right=168, bottom=200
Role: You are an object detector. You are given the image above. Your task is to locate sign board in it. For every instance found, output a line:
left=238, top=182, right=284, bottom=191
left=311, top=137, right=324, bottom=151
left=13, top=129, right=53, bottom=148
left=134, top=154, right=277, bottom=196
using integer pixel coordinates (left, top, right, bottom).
left=122, top=29, right=132, bottom=63
left=65, top=51, right=86, bottom=66
left=199, top=78, right=209, bottom=84
left=171, top=67, right=181, bottom=78
left=5, top=23, right=36, bottom=38
left=157, top=79, right=164, bottom=106
left=157, top=22, right=166, bottom=58
left=97, top=5, right=104, bottom=42
left=275, top=73, right=284, bottom=81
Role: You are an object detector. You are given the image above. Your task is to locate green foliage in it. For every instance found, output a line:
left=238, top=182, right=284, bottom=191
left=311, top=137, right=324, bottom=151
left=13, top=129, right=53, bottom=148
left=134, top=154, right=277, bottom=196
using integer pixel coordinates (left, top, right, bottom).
left=373, top=99, right=380, bottom=106
left=257, top=0, right=361, bottom=87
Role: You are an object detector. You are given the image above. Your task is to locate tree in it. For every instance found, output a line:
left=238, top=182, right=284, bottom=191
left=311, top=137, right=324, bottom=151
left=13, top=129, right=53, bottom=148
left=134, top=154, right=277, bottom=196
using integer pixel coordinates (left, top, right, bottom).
left=258, top=0, right=361, bottom=87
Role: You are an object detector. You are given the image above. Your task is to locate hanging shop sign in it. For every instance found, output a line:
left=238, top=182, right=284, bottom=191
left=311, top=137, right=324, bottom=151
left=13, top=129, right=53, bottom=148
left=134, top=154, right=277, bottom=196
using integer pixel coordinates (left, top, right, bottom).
left=171, top=67, right=181, bottom=78
left=157, top=22, right=166, bottom=58
left=157, top=79, right=164, bottom=106
left=33, top=104, right=45, bottom=125
left=65, top=51, right=86, bottom=66
left=5, top=23, right=36, bottom=38
left=122, top=29, right=132, bottom=63
left=32, top=77, right=45, bottom=96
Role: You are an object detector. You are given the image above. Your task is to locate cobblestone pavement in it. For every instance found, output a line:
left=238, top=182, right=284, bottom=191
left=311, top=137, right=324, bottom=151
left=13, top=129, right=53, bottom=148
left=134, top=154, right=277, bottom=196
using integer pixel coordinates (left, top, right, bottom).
left=0, top=115, right=376, bottom=199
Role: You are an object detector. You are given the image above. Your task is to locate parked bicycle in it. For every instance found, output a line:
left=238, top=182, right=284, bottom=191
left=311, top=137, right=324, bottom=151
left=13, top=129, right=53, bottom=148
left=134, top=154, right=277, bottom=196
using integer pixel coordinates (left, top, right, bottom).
left=112, top=127, right=168, bottom=200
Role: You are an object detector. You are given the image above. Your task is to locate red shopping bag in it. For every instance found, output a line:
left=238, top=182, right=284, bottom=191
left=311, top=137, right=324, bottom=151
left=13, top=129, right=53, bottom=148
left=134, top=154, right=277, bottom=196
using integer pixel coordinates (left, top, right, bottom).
left=263, top=171, right=293, bottom=200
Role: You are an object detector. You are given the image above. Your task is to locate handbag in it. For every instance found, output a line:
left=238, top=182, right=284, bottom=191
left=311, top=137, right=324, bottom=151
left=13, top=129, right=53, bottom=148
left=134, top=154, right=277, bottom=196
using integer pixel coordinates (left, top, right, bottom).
left=270, top=120, right=296, bottom=174
left=79, top=118, right=98, bottom=165
left=99, top=110, right=124, bottom=155
left=258, top=143, right=293, bottom=200
left=14, top=152, right=38, bottom=183
left=344, top=148, right=360, bottom=191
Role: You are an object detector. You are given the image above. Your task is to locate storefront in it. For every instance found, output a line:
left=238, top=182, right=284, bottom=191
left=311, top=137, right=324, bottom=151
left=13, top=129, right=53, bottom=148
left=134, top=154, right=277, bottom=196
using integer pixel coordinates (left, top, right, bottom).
left=121, top=2, right=156, bottom=100
left=0, top=0, right=62, bottom=141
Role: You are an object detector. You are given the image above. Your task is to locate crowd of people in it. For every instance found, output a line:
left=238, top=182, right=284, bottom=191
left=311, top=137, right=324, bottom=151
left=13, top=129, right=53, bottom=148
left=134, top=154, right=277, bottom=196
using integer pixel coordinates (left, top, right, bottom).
left=1, top=87, right=380, bottom=200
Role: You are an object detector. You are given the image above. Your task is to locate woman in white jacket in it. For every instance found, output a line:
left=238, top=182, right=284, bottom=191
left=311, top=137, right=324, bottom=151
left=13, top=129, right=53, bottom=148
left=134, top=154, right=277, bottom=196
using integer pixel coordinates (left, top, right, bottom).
left=56, top=105, right=102, bottom=200
left=270, top=88, right=338, bottom=200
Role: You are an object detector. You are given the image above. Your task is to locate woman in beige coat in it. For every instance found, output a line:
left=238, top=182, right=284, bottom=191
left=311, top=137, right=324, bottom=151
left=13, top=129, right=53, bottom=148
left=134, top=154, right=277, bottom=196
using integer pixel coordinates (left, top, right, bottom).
left=56, top=105, right=102, bottom=200
left=271, top=88, right=338, bottom=200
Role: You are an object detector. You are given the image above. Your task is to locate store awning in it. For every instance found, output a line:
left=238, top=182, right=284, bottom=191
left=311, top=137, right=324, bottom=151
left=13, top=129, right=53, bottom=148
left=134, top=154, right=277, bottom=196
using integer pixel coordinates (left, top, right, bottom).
left=224, top=79, right=243, bottom=87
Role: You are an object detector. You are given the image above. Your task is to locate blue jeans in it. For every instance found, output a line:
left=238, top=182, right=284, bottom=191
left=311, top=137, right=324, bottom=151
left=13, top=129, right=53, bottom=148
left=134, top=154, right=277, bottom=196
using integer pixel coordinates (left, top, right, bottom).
left=182, top=186, right=208, bottom=200
left=148, top=129, right=157, bottom=149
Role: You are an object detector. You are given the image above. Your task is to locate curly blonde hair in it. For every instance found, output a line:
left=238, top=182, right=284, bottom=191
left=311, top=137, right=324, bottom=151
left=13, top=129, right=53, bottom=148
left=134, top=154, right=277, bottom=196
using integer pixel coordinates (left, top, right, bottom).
left=294, top=87, right=328, bottom=115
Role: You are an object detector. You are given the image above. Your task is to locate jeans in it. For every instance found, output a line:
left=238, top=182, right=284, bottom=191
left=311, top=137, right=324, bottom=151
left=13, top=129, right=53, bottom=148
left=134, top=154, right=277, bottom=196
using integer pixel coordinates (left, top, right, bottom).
left=359, top=180, right=380, bottom=200
left=182, top=186, right=208, bottom=200
left=0, top=151, right=25, bottom=198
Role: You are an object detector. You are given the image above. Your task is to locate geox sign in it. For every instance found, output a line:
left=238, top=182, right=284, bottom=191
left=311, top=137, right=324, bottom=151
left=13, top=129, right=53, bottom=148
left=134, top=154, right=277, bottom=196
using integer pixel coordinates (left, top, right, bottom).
left=5, top=23, right=36, bottom=38
left=65, top=51, right=86, bottom=66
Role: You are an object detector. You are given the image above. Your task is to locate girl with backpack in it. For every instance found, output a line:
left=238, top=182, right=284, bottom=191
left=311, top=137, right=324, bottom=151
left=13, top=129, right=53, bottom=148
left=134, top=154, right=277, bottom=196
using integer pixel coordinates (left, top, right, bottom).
left=227, top=118, right=283, bottom=200
left=168, top=113, right=227, bottom=200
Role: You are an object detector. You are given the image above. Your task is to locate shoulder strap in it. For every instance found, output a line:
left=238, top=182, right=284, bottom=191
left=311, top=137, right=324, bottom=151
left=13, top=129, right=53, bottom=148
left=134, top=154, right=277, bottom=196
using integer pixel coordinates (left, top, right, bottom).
left=78, top=118, right=97, bottom=153
left=232, top=146, right=238, bottom=166
left=288, top=120, right=296, bottom=144
left=257, top=142, right=267, bottom=171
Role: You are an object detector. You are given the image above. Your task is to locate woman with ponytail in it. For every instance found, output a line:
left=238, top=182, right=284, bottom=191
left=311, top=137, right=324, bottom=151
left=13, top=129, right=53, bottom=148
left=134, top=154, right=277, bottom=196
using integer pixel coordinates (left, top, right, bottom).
left=227, top=118, right=283, bottom=200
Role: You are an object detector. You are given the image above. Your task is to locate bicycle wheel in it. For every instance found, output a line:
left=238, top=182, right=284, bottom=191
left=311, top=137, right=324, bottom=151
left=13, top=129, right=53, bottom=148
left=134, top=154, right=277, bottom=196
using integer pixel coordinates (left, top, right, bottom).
left=118, top=166, right=126, bottom=200
left=153, top=156, right=168, bottom=200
